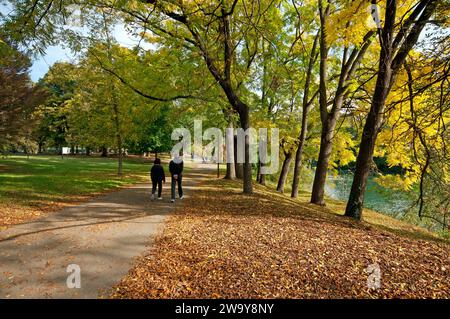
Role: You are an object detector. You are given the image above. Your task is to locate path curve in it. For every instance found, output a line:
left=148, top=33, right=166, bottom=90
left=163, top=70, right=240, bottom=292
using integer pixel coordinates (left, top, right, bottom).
left=0, top=160, right=214, bottom=298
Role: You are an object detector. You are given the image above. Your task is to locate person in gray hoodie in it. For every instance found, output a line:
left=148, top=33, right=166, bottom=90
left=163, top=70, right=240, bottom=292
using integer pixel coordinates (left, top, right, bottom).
left=169, top=154, right=184, bottom=203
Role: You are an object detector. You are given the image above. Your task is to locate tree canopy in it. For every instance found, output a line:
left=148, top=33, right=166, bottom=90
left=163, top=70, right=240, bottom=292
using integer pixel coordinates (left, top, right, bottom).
left=1, top=0, right=449, bottom=229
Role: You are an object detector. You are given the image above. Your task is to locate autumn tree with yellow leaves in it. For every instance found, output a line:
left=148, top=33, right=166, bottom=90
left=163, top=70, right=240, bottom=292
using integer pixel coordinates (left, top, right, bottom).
left=2, top=0, right=449, bottom=228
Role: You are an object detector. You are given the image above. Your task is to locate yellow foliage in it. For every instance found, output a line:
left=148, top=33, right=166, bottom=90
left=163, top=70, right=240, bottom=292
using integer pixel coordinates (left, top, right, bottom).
left=325, top=0, right=372, bottom=46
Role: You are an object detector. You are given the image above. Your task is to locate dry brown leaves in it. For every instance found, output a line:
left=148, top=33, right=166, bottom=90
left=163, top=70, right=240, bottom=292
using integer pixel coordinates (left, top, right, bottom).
left=0, top=200, right=80, bottom=230
left=0, top=203, right=43, bottom=230
left=112, top=180, right=450, bottom=299
left=0, top=188, right=134, bottom=230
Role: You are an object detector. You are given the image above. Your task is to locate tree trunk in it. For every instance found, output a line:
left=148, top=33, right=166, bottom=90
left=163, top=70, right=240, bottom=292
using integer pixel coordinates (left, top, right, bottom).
left=345, top=1, right=395, bottom=219
left=117, top=146, right=123, bottom=177
left=235, top=163, right=244, bottom=178
left=311, top=1, right=331, bottom=205
left=291, top=30, right=320, bottom=197
left=224, top=121, right=236, bottom=180
left=186, top=5, right=252, bottom=193
left=233, top=135, right=243, bottom=179
left=86, top=147, right=91, bottom=156
left=291, top=138, right=306, bottom=198
left=344, top=101, right=386, bottom=219
left=243, top=161, right=252, bottom=193
left=344, top=111, right=390, bottom=218
left=101, top=11, right=122, bottom=176
left=101, top=147, right=108, bottom=157
left=240, top=112, right=253, bottom=194
left=112, top=100, right=123, bottom=177
left=310, top=116, right=337, bottom=205
left=277, top=151, right=293, bottom=193
left=225, top=163, right=236, bottom=179
left=256, top=160, right=261, bottom=182
left=259, top=162, right=266, bottom=185
left=291, top=99, right=312, bottom=198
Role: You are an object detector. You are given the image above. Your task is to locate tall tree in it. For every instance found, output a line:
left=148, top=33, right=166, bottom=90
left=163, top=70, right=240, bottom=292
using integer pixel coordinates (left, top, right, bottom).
left=291, top=30, right=319, bottom=198
left=0, top=39, right=44, bottom=151
left=132, top=0, right=280, bottom=193
left=345, top=0, right=440, bottom=219
left=311, top=0, right=376, bottom=205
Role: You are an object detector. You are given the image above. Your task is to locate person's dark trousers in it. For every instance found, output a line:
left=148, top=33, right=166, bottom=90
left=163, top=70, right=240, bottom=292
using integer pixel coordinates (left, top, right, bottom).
left=152, top=179, right=162, bottom=198
left=171, top=175, right=183, bottom=200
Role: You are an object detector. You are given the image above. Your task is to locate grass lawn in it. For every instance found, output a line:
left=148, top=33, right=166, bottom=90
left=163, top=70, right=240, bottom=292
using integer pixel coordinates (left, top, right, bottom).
left=0, top=155, right=162, bottom=228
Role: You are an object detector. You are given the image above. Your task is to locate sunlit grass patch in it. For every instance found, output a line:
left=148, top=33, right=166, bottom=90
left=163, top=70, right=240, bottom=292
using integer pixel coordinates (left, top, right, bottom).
left=0, top=155, right=161, bottom=228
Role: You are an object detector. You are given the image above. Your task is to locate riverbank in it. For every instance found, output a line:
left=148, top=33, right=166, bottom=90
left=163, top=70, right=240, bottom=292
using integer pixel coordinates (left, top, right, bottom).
left=264, top=167, right=448, bottom=239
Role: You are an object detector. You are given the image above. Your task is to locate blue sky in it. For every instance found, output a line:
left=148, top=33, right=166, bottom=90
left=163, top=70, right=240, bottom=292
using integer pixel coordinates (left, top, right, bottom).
left=29, top=24, right=153, bottom=82
left=1, top=2, right=152, bottom=82
left=30, top=45, right=75, bottom=81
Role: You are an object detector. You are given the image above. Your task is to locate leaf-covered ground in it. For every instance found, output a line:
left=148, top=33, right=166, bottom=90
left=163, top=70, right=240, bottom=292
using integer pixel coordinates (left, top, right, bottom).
left=112, top=179, right=449, bottom=299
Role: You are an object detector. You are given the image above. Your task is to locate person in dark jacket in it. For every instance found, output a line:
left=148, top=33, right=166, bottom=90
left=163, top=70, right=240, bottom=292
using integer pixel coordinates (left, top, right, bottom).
left=169, top=154, right=184, bottom=202
left=150, top=158, right=165, bottom=200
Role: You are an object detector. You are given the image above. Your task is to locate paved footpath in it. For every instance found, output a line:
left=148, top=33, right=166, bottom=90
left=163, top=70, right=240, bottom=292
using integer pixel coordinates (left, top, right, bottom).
left=0, top=160, right=214, bottom=298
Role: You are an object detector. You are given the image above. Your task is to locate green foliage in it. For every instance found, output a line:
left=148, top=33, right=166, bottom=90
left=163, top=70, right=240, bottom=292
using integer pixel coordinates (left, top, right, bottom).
left=2, top=0, right=449, bottom=230
left=125, top=105, right=174, bottom=154
left=0, top=38, right=45, bottom=153
left=32, top=62, right=78, bottom=152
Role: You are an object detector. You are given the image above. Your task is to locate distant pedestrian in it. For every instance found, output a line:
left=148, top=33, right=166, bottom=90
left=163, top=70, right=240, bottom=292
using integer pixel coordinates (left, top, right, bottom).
left=150, top=158, right=165, bottom=200
left=169, top=154, right=184, bottom=203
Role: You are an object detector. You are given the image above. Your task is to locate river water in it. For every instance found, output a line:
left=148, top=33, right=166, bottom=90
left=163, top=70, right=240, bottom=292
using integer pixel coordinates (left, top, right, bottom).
left=325, top=172, right=414, bottom=218
left=297, top=170, right=447, bottom=233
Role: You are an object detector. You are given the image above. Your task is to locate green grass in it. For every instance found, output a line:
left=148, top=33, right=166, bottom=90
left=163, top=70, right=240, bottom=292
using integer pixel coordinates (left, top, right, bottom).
left=0, top=155, right=157, bottom=209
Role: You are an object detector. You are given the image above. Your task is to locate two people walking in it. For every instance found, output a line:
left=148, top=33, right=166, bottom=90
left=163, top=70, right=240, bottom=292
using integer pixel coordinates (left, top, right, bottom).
left=150, top=155, right=184, bottom=202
